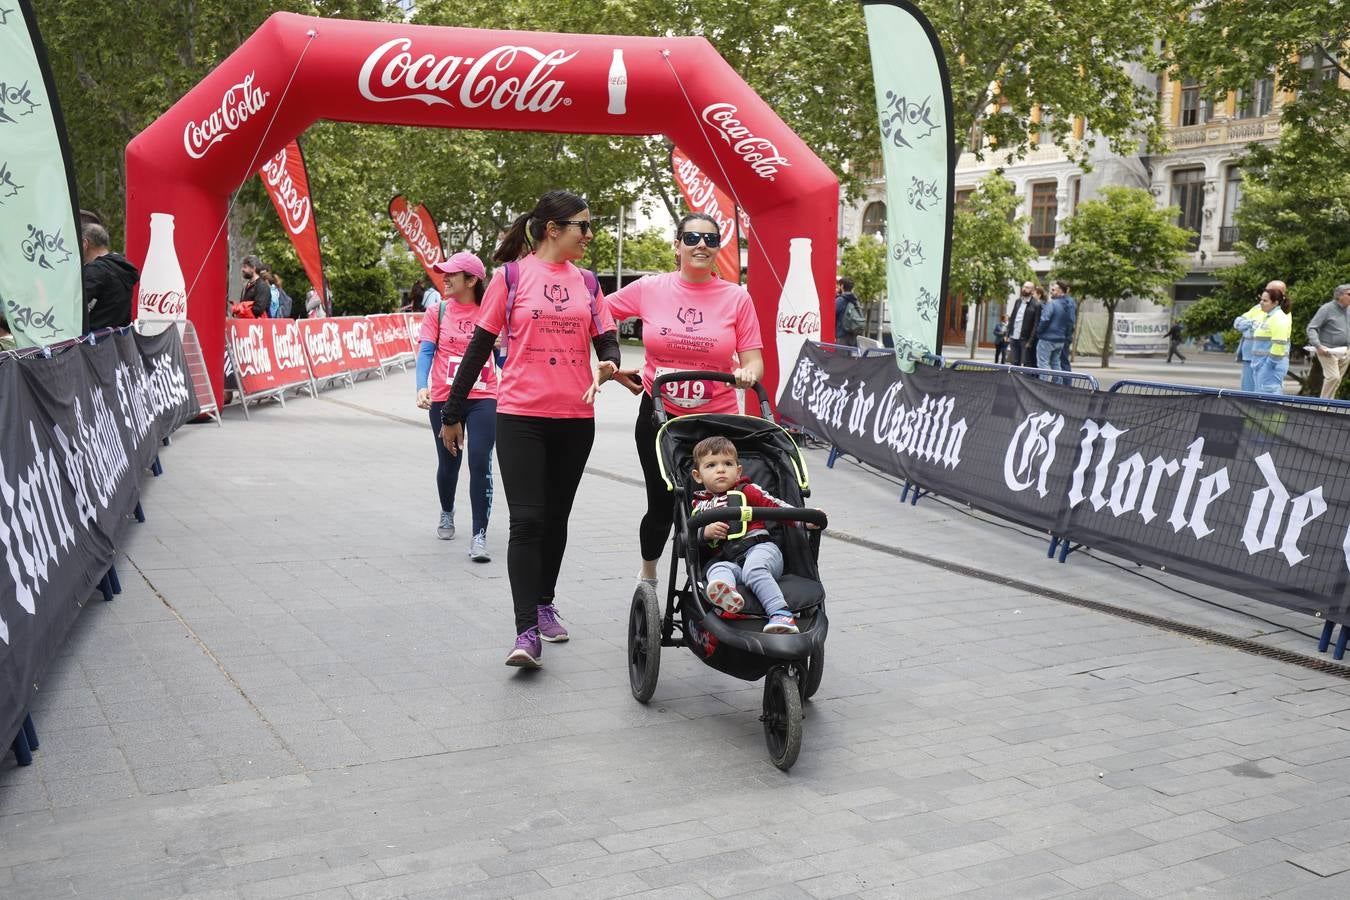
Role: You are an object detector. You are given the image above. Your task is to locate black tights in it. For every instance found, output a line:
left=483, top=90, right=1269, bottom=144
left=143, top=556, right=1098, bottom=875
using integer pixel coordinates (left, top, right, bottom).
left=495, top=414, right=595, bottom=633
left=634, top=393, right=674, bottom=562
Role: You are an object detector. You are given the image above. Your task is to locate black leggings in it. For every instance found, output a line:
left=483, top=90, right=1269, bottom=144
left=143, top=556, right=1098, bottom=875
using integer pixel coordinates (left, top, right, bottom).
left=635, top=393, right=674, bottom=562
left=495, top=414, right=595, bottom=633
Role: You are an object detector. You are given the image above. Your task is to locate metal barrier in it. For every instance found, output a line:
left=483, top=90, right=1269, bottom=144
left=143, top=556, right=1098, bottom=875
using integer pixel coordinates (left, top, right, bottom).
left=1108, top=379, right=1350, bottom=416
left=947, top=358, right=1101, bottom=391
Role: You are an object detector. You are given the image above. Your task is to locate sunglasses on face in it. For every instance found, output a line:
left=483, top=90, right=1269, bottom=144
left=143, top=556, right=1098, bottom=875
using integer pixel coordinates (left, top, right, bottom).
left=679, top=231, right=721, bottom=248
left=555, top=219, right=591, bottom=234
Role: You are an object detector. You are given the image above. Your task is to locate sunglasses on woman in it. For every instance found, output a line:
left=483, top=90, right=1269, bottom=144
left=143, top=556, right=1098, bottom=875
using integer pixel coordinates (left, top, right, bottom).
left=555, top=219, right=592, bottom=234
left=679, top=231, right=721, bottom=248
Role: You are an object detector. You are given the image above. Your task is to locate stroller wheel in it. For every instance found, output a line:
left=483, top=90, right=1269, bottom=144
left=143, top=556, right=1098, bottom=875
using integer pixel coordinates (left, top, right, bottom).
left=762, top=667, right=802, bottom=771
left=628, top=582, right=662, bottom=703
left=800, top=645, right=825, bottom=701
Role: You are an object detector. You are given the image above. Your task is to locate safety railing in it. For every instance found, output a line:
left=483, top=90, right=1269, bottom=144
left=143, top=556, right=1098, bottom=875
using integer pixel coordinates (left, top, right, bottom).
left=946, top=358, right=1101, bottom=391
left=1109, top=379, right=1350, bottom=415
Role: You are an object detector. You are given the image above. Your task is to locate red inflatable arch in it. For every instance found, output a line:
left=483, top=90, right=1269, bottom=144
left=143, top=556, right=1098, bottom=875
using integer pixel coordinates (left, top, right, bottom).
left=126, top=13, right=838, bottom=403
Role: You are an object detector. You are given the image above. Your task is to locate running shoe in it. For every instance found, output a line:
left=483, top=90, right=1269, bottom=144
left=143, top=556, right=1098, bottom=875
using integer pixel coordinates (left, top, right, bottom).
left=505, top=627, right=542, bottom=667
left=763, top=614, right=799, bottom=635
left=706, top=580, right=745, bottom=615
left=536, top=604, right=569, bottom=642
left=437, top=510, right=455, bottom=540
left=469, top=531, right=490, bottom=562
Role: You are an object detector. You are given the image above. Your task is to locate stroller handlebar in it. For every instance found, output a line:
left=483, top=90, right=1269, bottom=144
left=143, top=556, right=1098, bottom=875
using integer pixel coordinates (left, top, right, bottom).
left=687, top=505, right=827, bottom=533
left=650, top=371, right=774, bottom=423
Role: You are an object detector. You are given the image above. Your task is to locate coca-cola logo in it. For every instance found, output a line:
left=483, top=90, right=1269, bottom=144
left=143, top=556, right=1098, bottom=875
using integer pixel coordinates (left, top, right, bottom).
left=672, top=155, right=737, bottom=247
left=358, top=39, right=575, bottom=112
left=392, top=206, right=443, bottom=267
left=183, top=72, right=269, bottom=160
left=777, top=310, right=821, bottom=336
left=137, top=289, right=187, bottom=318
left=304, top=321, right=344, bottom=364
left=271, top=322, right=307, bottom=370
left=342, top=322, right=376, bottom=359
left=700, top=103, right=791, bottom=182
left=231, top=324, right=272, bottom=376
left=261, top=148, right=311, bottom=235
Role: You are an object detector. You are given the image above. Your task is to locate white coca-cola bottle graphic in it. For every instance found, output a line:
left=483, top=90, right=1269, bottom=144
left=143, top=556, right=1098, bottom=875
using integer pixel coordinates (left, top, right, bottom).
left=774, top=237, right=821, bottom=402
left=607, top=49, right=627, bottom=115
left=136, top=212, right=188, bottom=328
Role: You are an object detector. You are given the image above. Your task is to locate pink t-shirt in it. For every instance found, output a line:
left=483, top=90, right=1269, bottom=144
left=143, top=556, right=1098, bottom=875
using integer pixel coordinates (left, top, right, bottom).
left=419, top=300, right=498, bottom=402
left=477, top=254, right=616, bottom=419
left=607, top=272, right=762, bottom=415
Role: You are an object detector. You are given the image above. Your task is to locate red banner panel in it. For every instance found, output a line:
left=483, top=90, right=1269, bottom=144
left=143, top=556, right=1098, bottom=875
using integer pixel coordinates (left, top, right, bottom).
left=225, top=318, right=312, bottom=395
left=367, top=314, right=410, bottom=363
left=389, top=195, right=447, bottom=294
left=671, top=146, right=745, bottom=284
left=334, top=317, right=380, bottom=371
left=259, top=139, right=325, bottom=295
left=299, top=318, right=350, bottom=381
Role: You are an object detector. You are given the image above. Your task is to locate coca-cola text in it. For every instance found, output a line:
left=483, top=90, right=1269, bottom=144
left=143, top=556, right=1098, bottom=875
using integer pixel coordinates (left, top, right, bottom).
left=392, top=205, right=442, bottom=267
left=358, top=39, right=575, bottom=112
left=701, top=103, right=792, bottom=181
left=672, top=154, right=737, bottom=247
left=138, top=290, right=187, bottom=318
left=183, top=73, right=269, bottom=160
left=777, top=311, right=821, bottom=335
left=261, top=148, right=311, bottom=235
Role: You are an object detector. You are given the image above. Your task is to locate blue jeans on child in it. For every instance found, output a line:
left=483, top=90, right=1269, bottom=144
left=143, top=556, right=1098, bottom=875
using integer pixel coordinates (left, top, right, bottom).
left=707, top=542, right=788, bottom=618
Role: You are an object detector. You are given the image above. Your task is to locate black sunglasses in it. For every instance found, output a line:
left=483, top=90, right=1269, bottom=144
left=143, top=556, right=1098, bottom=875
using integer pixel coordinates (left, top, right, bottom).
left=679, top=231, right=721, bottom=248
left=555, top=219, right=592, bottom=234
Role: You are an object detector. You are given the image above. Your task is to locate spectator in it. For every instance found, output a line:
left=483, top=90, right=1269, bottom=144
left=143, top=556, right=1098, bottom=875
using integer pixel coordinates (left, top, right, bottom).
left=1233, top=280, right=1281, bottom=392
left=403, top=279, right=425, bottom=313
left=834, top=277, right=862, bottom=347
left=237, top=256, right=270, bottom=318
left=305, top=287, right=326, bottom=318
left=1166, top=322, right=1187, bottom=363
left=1306, top=284, right=1350, bottom=399
left=1006, top=281, right=1039, bottom=366
left=1036, top=280, right=1076, bottom=381
left=1237, top=284, right=1292, bottom=394
left=81, top=222, right=138, bottom=331
left=268, top=272, right=293, bottom=318
left=993, top=313, right=1009, bottom=364
left=422, top=275, right=442, bottom=310
left=0, top=308, right=15, bottom=351
left=1027, top=285, right=1047, bottom=366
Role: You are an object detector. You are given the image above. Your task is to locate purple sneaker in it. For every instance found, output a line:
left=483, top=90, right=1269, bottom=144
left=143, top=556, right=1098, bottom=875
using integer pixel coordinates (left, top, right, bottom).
left=505, top=627, right=542, bottom=667
left=536, top=604, right=569, bottom=643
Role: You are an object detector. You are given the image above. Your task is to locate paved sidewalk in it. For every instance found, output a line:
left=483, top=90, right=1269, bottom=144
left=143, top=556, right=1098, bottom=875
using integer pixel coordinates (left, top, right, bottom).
left=3, top=367, right=1350, bottom=899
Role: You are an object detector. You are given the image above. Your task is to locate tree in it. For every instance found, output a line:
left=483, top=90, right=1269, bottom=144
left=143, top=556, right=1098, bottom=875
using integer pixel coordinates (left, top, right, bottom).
left=1179, top=122, right=1350, bottom=395
left=585, top=227, right=680, bottom=276
left=1052, top=186, right=1191, bottom=367
left=948, top=174, right=1036, bottom=358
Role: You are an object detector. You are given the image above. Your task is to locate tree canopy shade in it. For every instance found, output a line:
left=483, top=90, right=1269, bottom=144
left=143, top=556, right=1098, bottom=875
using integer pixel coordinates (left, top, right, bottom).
left=948, top=174, right=1036, bottom=358
left=1052, top=186, right=1192, bottom=367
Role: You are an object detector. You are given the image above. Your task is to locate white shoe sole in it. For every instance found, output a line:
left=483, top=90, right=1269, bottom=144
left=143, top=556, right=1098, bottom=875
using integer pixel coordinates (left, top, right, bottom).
left=437, top=529, right=455, bottom=540
left=706, top=580, right=745, bottom=614
left=505, top=649, right=541, bottom=667
left=539, top=632, right=569, bottom=643
left=470, top=550, right=490, bottom=562
left=763, top=622, right=799, bottom=635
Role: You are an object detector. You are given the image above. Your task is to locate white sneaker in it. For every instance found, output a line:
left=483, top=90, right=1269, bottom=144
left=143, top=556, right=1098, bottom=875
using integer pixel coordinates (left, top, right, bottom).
left=469, top=531, right=490, bottom=562
left=437, top=511, right=455, bottom=540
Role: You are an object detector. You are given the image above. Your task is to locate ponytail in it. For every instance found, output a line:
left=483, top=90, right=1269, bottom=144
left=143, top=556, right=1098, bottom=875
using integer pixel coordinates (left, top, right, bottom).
left=1269, top=287, right=1290, bottom=314
left=491, top=189, right=588, bottom=264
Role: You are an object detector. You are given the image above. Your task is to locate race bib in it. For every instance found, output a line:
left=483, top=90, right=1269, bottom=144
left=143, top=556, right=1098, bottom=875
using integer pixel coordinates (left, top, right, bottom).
left=447, top=354, right=494, bottom=391
left=655, top=366, right=714, bottom=410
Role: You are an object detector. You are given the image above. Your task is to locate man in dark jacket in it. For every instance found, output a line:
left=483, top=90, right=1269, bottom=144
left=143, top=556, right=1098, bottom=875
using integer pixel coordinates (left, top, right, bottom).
left=81, top=223, right=139, bottom=331
left=1005, top=281, right=1040, bottom=366
left=239, top=255, right=270, bottom=317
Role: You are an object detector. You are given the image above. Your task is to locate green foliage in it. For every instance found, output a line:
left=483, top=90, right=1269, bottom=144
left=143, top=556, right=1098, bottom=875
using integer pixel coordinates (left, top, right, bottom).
left=838, top=235, right=887, bottom=305
left=1179, top=122, right=1350, bottom=393
left=1052, top=186, right=1192, bottom=365
left=330, top=264, right=396, bottom=317
left=949, top=174, right=1036, bottom=357
left=586, top=227, right=680, bottom=276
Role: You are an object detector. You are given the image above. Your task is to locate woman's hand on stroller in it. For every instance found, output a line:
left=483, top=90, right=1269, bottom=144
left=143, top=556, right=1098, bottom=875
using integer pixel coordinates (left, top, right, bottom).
left=439, top=422, right=464, bottom=456
left=733, top=366, right=758, bottom=389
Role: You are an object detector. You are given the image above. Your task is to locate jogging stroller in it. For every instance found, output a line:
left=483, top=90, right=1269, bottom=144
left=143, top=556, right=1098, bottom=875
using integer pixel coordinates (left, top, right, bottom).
left=627, top=372, right=828, bottom=771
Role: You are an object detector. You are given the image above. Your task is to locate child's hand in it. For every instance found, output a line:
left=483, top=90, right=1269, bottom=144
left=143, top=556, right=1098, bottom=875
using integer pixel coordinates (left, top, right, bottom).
left=704, top=521, right=730, bottom=542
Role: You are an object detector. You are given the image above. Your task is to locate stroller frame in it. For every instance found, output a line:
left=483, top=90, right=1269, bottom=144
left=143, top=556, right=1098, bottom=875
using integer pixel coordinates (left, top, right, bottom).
left=627, top=372, right=828, bottom=771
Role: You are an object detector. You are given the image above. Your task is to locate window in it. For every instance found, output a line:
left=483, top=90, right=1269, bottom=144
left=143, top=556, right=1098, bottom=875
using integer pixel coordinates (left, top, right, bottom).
left=1220, top=166, right=1242, bottom=250
left=1171, top=167, right=1205, bottom=249
left=1028, top=182, right=1058, bottom=255
left=1037, top=112, right=1053, bottom=147
left=861, top=202, right=886, bottom=238
left=1301, top=51, right=1341, bottom=91
left=966, top=124, right=984, bottom=153
left=954, top=188, right=974, bottom=209
left=1234, top=75, right=1274, bottom=119
left=1179, top=79, right=1210, bottom=126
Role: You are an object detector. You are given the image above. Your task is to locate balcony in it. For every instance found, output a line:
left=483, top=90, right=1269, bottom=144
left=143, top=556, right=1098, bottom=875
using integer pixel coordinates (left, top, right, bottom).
left=1166, top=116, right=1281, bottom=151
left=1219, top=225, right=1240, bottom=251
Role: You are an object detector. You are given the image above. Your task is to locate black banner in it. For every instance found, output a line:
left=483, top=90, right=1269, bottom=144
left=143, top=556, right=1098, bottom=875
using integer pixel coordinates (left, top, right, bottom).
left=780, top=343, right=1350, bottom=624
left=0, top=327, right=197, bottom=744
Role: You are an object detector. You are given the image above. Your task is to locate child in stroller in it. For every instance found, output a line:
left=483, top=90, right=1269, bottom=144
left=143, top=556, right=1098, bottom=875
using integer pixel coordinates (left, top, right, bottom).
left=690, top=435, right=822, bottom=634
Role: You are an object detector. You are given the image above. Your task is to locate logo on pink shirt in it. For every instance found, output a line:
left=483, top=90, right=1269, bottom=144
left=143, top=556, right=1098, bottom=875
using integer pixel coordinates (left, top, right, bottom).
left=543, top=284, right=571, bottom=311
left=676, top=306, right=704, bottom=331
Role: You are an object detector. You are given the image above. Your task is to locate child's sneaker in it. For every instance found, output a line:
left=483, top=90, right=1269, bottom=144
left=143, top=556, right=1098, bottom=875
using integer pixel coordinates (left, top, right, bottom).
left=764, top=614, right=799, bottom=634
left=706, top=580, right=745, bottom=615
left=536, top=604, right=569, bottom=642
left=505, top=627, right=542, bottom=667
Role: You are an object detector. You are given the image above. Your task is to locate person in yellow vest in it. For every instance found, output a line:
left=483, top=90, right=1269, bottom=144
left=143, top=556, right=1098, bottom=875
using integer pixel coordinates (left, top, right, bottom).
left=1232, top=282, right=1274, bottom=392
left=1235, top=283, right=1292, bottom=394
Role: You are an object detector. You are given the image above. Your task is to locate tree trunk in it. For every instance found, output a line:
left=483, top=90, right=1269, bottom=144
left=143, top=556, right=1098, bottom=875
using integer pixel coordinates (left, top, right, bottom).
left=1101, top=302, right=1115, bottom=369
left=968, top=301, right=979, bottom=359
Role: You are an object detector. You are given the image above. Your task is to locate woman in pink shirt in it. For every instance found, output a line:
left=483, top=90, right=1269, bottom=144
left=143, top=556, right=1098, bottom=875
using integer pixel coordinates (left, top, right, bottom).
left=607, top=213, right=764, bottom=590
left=438, top=190, right=637, bottom=669
left=415, top=251, right=496, bottom=561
